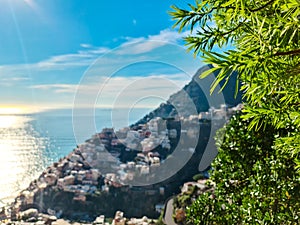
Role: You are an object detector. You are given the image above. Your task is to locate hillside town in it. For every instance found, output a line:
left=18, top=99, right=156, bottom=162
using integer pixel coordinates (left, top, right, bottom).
left=2, top=104, right=242, bottom=224
left=1, top=209, right=157, bottom=225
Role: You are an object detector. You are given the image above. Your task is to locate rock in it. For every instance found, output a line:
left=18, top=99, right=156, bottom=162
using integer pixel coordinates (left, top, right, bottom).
left=26, top=216, right=37, bottom=222
left=40, top=213, right=51, bottom=221
left=45, top=215, right=57, bottom=225
left=18, top=208, right=39, bottom=220
left=197, top=179, right=208, bottom=185
left=38, top=216, right=44, bottom=221
left=72, top=223, right=82, bottom=225
left=142, top=216, right=148, bottom=222
left=51, top=219, right=71, bottom=225
left=49, top=215, right=57, bottom=221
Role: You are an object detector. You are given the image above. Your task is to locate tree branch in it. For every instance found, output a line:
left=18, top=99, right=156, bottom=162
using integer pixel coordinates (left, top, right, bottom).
left=249, top=0, right=275, bottom=12
left=274, top=49, right=300, bottom=56
left=221, top=19, right=246, bottom=36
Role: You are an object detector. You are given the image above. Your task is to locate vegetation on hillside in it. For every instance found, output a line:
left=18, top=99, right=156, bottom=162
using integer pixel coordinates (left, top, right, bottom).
left=189, top=114, right=299, bottom=224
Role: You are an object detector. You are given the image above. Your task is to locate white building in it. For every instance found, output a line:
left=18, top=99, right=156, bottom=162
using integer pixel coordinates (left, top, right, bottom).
left=112, top=211, right=126, bottom=225
left=63, top=175, right=75, bottom=185
left=140, top=165, right=150, bottom=175
left=44, top=173, right=57, bottom=186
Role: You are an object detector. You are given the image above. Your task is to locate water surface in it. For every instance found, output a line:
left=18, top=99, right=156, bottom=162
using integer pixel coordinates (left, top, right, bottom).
left=0, top=108, right=151, bottom=206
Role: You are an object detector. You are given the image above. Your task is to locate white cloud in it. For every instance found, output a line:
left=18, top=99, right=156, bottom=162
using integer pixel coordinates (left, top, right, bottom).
left=80, top=43, right=92, bottom=48
left=116, top=29, right=187, bottom=55
left=2, top=77, right=30, bottom=82
left=0, top=46, right=110, bottom=77
left=0, top=72, right=31, bottom=86
left=29, top=72, right=190, bottom=108
left=0, top=28, right=203, bottom=109
left=36, top=54, right=92, bottom=69
left=95, top=74, right=189, bottom=108
left=30, top=84, right=78, bottom=93
left=34, top=29, right=186, bottom=70
left=86, top=47, right=110, bottom=55
left=0, top=29, right=189, bottom=77
left=35, top=46, right=111, bottom=70
left=149, top=29, right=185, bottom=42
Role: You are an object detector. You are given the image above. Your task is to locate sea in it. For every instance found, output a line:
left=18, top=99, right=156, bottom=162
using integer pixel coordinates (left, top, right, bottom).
left=0, top=108, right=151, bottom=206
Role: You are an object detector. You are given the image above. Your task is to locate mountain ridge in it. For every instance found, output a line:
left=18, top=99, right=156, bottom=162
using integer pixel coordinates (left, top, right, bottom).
left=133, top=64, right=242, bottom=126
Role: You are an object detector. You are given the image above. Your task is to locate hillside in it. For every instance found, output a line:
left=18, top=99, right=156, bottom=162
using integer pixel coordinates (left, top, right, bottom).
left=133, top=64, right=242, bottom=126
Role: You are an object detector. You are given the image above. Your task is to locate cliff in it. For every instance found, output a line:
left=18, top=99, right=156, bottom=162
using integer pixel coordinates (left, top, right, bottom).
left=132, top=64, right=242, bottom=126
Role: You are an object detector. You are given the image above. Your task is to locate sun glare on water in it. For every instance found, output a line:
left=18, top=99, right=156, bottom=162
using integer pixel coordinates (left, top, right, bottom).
left=0, top=106, right=39, bottom=115
left=0, top=116, right=19, bottom=128
left=0, top=106, right=36, bottom=128
left=0, top=107, right=24, bottom=115
left=0, top=108, right=46, bottom=205
left=0, top=108, right=25, bottom=128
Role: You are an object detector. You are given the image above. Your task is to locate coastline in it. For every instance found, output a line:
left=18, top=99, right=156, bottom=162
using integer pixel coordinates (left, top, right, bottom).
left=1, top=65, right=243, bottom=224
left=1, top=103, right=242, bottom=224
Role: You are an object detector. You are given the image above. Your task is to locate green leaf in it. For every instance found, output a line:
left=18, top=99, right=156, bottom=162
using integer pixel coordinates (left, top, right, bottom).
left=199, top=66, right=219, bottom=79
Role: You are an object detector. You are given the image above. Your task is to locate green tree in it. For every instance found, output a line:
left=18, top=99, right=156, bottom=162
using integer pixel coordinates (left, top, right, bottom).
left=188, top=114, right=299, bottom=224
left=171, top=0, right=300, bottom=168
left=170, top=0, right=300, bottom=224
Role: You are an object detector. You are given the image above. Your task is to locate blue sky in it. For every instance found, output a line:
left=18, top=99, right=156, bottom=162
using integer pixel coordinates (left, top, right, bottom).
left=0, top=0, right=203, bottom=112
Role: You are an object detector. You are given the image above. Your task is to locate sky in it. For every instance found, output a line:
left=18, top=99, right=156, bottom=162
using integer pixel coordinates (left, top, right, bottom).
left=0, top=0, right=203, bottom=113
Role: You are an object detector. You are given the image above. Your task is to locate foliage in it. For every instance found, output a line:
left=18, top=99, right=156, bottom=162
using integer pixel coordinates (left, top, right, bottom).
left=170, top=0, right=300, bottom=168
left=170, top=1, right=300, bottom=224
left=155, top=212, right=166, bottom=225
left=193, top=173, right=204, bottom=181
left=187, top=114, right=300, bottom=224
